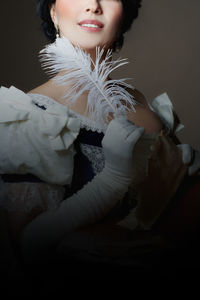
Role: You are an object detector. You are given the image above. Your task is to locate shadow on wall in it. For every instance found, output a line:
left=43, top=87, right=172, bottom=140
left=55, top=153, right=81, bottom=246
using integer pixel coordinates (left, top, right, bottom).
left=1, top=0, right=200, bottom=150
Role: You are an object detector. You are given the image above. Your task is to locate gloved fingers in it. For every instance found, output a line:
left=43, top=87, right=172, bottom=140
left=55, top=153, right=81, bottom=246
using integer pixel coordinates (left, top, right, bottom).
left=177, top=144, right=193, bottom=164
left=114, top=116, right=136, bottom=127
left=126, top=126, right=145, bottom=143
left=103, top=117, right=136, bottom=145
left=188, top=150, right=200, bottom=176
left=177, top=144, right=200, bottom=176
left=115, top=117, right=140, bottom=132
left=109, top=117, right=141, bottom=140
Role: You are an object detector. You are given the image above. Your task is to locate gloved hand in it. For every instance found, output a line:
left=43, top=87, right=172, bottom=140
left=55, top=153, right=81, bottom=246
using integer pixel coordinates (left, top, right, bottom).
left=177, top=144, right=200, bottom=175
left=20, top=117, right=144, bottom=263
left=102, top=117, right=145, bottom=178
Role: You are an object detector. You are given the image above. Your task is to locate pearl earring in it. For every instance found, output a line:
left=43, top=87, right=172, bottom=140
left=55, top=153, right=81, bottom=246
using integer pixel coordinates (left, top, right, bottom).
left=56, top=26, right=60, bottom=39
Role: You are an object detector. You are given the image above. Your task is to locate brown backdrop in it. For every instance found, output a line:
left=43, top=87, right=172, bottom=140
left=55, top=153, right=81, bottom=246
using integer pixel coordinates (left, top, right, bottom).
left=1, top=0, right=200, bottom=149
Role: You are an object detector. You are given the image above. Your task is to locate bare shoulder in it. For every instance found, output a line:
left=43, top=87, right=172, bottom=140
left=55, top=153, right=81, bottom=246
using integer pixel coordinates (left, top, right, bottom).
left=28, top=82, right=163, bottom=133
left=27, top=80, right=58, bottom=99
left=126, top=88, right=163, bottom=134
left=27, top=78, right=68, bottom=102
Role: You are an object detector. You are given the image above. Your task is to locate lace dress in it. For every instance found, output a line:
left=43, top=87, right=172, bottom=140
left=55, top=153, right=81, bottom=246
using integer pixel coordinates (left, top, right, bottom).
left=0, top=87, right=187, bottom=226
left=0, top=94, right=106, bottom=212
left=0, top=92, right=131, bottom=218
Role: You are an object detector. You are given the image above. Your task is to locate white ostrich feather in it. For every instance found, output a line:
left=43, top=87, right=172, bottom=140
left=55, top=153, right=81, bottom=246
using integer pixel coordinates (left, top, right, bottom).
left=39, top=36, right=137, bottom=124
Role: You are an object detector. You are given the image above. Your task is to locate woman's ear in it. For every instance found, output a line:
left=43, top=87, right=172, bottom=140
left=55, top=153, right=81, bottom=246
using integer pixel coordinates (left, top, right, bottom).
left=49, top=3, right=58, bottom=25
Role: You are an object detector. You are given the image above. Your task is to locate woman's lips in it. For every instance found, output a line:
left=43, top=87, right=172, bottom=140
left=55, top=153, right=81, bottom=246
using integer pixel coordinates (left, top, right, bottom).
left=78, top=19, right=104, bottom=32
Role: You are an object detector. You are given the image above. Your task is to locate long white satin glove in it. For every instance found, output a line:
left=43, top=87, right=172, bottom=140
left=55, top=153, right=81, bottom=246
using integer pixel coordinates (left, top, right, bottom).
left=20, top=118, right=145, bottom=263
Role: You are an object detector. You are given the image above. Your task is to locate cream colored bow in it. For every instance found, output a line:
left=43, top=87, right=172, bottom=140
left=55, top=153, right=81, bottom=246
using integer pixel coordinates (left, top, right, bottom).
left=150, top=93, right=184, bottom=134
left=0, top=86, right=80, bottom=151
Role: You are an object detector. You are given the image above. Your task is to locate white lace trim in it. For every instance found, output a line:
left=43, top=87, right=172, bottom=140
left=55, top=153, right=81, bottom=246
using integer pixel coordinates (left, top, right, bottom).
left=80, top=143, right=105, bottom=175
left=0, top=177, right=65, bottom=213
left=28, top=93, right=107, bottom=133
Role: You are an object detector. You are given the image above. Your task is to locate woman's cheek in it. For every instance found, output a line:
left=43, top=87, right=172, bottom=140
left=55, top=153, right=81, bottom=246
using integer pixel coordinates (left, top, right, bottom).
left=108, top=5, right=123, bottom=27
left=55, top=0, right=77, bottom=19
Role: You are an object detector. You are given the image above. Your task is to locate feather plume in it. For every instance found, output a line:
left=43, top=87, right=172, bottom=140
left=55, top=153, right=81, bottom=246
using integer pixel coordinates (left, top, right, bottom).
left=39, top=37, right=137, bottom=124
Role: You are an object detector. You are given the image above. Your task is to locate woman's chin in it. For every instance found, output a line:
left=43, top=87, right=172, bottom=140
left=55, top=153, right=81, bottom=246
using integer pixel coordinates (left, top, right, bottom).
left=61, top=35, right=111, bottom=53
left=81, top=43, right=112, bottom=53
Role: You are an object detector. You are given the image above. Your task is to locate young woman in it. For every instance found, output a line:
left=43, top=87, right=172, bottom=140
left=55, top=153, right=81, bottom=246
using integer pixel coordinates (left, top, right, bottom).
left=0, top=0, right=198, bottom=265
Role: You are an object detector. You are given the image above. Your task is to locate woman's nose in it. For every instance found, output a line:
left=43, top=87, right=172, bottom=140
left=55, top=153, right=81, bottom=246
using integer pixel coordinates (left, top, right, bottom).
left=85, top=0, right=102, bottom=14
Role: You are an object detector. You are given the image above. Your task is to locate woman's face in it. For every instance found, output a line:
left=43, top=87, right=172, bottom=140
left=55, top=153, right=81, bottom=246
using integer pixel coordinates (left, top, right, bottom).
left=50, top=0, right=124, bottom=51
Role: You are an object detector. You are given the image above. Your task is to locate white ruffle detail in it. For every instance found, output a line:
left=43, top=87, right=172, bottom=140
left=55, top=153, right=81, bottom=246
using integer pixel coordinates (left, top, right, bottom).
left=0, top=177, right=65, bottom=212
left=69, top=110, right=107, bottom=133
left=0, top=86, right=81, bottom=185
left=149, top=93, right=184, bottom=133
left=29, top=93, right=107, bottom=133
left=29, top=92, right=184, bottom=135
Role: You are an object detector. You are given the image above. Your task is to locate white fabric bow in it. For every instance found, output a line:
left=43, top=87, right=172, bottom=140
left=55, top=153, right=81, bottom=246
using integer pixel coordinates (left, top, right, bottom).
left=150, top=92, right=184, bottom=133
left=0, top=86, right=80, bottom=150
left=0, top=86, right=81, bottom=185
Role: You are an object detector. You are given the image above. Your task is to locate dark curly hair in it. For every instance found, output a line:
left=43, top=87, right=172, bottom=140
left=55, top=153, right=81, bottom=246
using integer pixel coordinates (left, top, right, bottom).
left=36, top=0, right=142, bottom=51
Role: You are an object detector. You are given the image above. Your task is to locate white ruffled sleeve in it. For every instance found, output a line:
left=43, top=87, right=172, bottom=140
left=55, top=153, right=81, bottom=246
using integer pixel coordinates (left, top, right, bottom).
left=0, top=86, right=81, bottom=185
